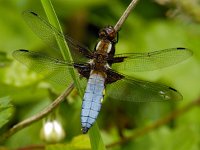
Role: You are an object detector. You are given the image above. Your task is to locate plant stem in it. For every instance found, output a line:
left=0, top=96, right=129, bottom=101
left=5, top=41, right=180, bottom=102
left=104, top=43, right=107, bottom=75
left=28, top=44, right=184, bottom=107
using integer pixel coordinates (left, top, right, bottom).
left=114, top=0, right=139, bottom=32
left=40, top=0, right=83, bottom=95
left=0, top=83, right=74, bottom=143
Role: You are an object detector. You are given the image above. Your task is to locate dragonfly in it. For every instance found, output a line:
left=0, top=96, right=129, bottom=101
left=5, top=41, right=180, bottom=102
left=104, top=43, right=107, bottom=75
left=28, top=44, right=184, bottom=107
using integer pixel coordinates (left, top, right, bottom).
left=13, top=11, right=193, bottom=134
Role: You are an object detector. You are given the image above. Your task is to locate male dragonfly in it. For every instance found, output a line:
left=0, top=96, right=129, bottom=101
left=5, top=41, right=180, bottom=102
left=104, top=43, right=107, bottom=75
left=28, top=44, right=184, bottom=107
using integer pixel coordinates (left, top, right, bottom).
left=13, top=11, right=192, bottom=134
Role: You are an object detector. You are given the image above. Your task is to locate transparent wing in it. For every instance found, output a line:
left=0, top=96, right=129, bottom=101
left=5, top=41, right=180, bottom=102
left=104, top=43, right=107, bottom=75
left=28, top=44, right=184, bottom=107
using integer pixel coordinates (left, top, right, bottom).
left=12, top=49, right=76, bottom=86
left=112, top=48, right=192, bottom=72
left=105, top=75, right=182, bottom=102
left=22, top=11, right=93, bottom=63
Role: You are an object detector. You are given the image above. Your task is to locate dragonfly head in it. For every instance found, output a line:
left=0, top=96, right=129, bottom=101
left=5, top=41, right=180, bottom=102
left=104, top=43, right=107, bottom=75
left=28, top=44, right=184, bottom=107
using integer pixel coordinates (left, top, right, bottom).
left=99, top=26, right=117, bottom=43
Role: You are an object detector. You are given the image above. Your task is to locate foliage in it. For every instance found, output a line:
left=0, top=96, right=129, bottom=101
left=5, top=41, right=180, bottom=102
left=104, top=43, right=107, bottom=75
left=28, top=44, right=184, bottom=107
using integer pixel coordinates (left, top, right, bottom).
left=0, top=0, right=200, bottom=149
left=0, top=97, right=14, bottom=129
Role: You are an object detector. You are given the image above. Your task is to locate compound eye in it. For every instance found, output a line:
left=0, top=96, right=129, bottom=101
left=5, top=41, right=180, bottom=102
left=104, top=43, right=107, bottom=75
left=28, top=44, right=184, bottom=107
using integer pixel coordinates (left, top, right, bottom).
left=99, top=30, right=107, bottom=38
left=105, top=27, right=116, bottom=41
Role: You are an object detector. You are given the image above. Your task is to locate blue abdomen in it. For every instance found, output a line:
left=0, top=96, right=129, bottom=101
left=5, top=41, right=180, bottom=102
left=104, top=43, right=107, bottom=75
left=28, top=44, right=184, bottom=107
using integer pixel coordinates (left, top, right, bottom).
left=81, top=72, right=105, bottom=134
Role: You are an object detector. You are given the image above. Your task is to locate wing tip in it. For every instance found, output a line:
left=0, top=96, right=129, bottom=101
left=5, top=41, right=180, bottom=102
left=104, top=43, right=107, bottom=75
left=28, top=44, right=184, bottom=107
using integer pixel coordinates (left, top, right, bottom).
left=168, top=86, right=183, bottom=101
left=12, top=49, right=29, bottom=55
left=19, top=49, right=29, bottom=52
left=29, top=11, right=38, bottom=16
left=177, top=47, right=186, bottom=50
left=22, top=10, right=39, bottom=18
left=169, top=86, right=177, bottom=92
left=177, top=47, right=193, bottom=55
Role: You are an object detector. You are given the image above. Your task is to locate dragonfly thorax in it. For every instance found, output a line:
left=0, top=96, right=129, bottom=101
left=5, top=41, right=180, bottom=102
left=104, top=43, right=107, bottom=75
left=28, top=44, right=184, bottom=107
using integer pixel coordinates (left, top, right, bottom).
left=92, top=40, right=113, bottom=71
left=95, top=40, right=112, bottom=54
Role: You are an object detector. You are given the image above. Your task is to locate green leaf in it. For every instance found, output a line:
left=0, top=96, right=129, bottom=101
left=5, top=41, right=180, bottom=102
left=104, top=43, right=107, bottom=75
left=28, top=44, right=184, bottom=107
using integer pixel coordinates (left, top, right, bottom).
left=46, top=135, right=90, bottom=150
left=168, top=125, right=199, bottom=150
left=0, top=83, right=49, bottom=104
left=0, top=52, right=11, bottom=67
left=0, top=97, right=14, bottom=129
left=70, top=134, right=91, bottom=149
left=89, top=122, right=106, bottom=150
left=40, top=0, right=83, bottom=95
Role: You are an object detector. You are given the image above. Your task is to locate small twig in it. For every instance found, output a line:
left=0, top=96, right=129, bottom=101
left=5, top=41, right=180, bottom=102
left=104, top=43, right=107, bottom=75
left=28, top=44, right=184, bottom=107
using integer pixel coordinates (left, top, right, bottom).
left=17, top=145, right=44, bottom=150
left=106, top=98, right=200, bottom=148
left=0, top=83, right=74, bottom=142
left=114, top=0, right=139, bottom=32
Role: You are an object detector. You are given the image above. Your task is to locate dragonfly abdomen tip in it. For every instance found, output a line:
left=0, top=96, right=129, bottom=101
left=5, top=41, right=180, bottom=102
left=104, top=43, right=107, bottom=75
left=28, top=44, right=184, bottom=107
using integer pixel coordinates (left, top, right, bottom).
left=82, top=127, right=89, bottom=134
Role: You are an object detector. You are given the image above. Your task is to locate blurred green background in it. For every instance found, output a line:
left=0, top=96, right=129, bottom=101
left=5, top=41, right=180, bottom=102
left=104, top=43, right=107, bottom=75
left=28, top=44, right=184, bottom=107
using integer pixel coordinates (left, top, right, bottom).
left=0, top=0, right=200, bottom=149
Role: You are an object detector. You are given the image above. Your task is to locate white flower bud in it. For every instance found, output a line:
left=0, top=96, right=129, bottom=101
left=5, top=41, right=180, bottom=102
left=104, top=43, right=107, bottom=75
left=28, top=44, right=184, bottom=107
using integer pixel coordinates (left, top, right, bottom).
left=40, top=120, right=65, bottom=143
